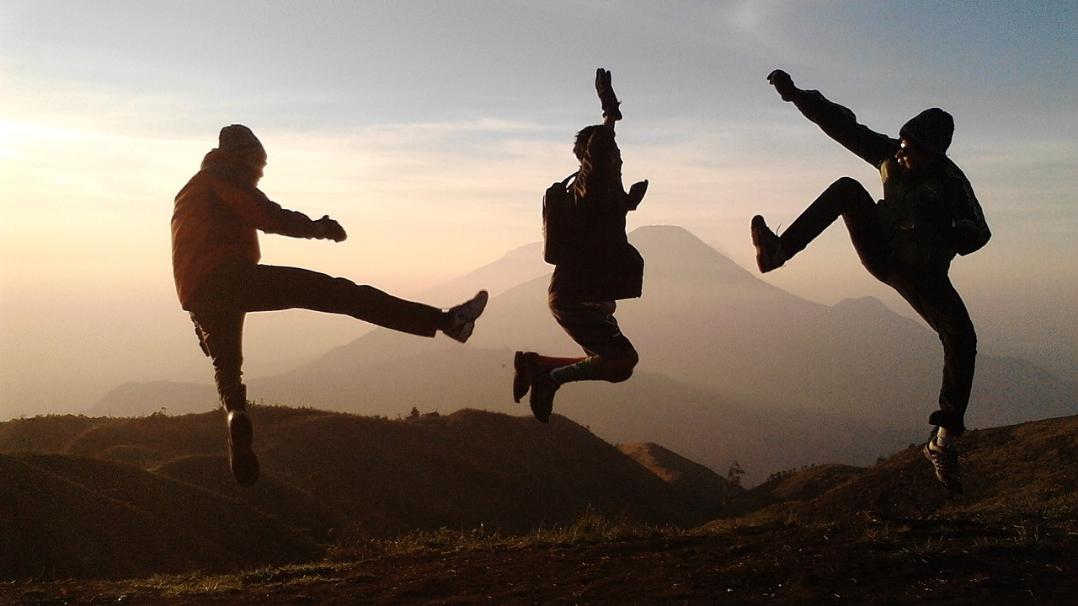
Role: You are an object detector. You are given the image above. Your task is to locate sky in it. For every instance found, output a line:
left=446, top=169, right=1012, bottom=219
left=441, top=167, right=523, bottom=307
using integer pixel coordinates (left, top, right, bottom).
left=1, top=0, right=1076, bottom=419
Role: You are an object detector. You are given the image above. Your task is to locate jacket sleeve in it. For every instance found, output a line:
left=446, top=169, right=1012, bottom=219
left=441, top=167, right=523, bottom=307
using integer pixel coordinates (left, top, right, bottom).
left=790, top=89, right=899, bottom=168
left=210, top=175, right=324, bottom=239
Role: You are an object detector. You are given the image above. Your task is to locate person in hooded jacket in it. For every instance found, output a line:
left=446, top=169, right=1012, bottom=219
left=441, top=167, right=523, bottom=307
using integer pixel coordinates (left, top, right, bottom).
left=751, top=70, right=990, bottom=493
left=512, top=69, right=649, bottom=424
left=172, top=125, right=487, bottom=486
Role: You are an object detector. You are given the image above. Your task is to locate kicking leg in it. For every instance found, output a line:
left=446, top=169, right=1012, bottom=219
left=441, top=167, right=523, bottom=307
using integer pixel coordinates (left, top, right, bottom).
left=211, top=264, right=486, bottom=340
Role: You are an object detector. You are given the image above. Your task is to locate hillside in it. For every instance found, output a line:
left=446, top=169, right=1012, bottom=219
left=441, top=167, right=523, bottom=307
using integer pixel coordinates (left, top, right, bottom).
left=2, top=414, right=1075, bottom=603
left=0, top=407, right=731, bottom=580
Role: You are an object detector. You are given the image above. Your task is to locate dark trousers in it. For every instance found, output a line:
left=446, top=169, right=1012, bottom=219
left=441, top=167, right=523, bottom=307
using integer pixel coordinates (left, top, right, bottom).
left=187, top=263, right=444, bottom=411
left=780, top=177, right=977, bottom=435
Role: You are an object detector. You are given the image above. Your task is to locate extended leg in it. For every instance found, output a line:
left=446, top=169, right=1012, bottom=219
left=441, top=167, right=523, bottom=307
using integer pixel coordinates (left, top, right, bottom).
left=209, top=264, right=446, bottom=337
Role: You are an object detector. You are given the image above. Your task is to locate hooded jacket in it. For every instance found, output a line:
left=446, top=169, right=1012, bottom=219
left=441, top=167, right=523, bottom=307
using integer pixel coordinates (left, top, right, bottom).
left=789, top=89, right=990, bottom=271
left=171, top=149, right=323, bottom=309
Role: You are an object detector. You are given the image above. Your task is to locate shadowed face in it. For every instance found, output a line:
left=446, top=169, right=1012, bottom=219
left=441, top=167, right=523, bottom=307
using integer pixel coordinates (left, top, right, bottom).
left=245, top=150, right=268, bottom=184
left=895, top=139, right=934, bottom=175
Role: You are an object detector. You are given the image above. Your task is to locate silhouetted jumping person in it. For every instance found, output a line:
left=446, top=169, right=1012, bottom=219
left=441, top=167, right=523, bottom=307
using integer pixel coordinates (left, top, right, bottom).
left=172, top=125, right=488, bottom=486
left=751, top=70, right=990, bottom=492
left=513, top=69, right=649, bottom=423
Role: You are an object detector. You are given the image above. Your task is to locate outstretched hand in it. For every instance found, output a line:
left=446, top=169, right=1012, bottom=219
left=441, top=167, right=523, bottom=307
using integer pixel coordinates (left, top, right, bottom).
left=316, top=215, right=347, bottom=242
left=595, top=67, right=623, bottom=121
left=767, top=69, right=798, bottom=101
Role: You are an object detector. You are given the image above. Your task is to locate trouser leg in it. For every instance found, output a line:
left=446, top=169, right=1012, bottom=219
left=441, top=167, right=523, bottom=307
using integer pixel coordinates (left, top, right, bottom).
left=189, top=310, right=248, bottom=412
left=216, top=264, right=444, bottom=337
left=780, top=177, right=890, bottom=280
left=891, top=274, right=977, bottom=436
left=549, top=300, right=638, bottom=384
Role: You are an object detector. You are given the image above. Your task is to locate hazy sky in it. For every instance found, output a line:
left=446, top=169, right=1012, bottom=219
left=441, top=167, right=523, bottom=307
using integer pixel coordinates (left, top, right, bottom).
left=2, top=1, right=1076, bottom=419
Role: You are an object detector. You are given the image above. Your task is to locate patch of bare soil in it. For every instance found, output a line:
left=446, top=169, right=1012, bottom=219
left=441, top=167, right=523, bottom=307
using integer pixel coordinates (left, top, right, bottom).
left=4, top=513, right=1075, bottom=605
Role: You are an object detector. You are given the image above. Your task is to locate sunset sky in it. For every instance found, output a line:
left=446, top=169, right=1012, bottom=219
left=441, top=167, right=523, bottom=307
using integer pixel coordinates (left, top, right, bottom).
left=2, top=1, right=1075, bottom=418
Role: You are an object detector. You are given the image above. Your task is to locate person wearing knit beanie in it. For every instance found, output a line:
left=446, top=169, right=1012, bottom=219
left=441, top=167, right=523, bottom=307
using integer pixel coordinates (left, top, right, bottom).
left=750, top=70, right=991, bottom=495
left=172, top=124, right=489, bottom=486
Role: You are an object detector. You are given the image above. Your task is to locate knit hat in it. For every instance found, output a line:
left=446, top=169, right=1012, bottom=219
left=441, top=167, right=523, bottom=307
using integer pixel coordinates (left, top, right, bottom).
left=218, top=124, right=265, bottom=154
left=899, top=108, right=953, bottom=156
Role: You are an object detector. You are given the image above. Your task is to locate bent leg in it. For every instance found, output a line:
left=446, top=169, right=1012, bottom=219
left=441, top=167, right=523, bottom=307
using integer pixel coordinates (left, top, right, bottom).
left=893, top=274, right=977, bottom=436
left=550, top=300, right=638, bottom=384
left=781, top=177, right=891, bottom=280
left=214, top=264, right=444, bottom=337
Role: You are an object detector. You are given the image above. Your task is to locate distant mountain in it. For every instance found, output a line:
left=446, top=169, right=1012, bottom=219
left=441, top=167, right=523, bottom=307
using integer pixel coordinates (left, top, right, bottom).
left=96, top=225, right=1077, bottom=482
left=87, top=380, right=218, bottom=417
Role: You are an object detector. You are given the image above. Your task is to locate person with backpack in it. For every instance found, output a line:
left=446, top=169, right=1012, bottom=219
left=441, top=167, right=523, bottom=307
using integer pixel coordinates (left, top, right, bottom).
left=172, top=124, right=488, bottom=486
left=512, top=68, right=649, bottom=424
left=751, top=70, right=990, bottom=493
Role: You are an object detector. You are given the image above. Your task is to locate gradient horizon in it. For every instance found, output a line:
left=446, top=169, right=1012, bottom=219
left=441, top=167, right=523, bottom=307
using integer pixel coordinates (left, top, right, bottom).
left=2, top=1, right=1076, bottom=418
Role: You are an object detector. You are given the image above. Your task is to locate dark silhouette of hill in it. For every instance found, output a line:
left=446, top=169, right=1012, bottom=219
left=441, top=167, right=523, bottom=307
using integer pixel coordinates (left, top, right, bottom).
left=5, top=415, right=1075, bottom=602
left=0, top=407, right=727, bottom=581
left=0, top=452, right=319, bottom=580
left=726, top=463, right=866, bottom=515
left=618, top=442, right=740, bottom=518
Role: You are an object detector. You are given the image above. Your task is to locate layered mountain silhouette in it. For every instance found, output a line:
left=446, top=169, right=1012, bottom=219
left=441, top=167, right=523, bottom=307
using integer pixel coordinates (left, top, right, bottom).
left=90, top=226, right=1077, bottom=481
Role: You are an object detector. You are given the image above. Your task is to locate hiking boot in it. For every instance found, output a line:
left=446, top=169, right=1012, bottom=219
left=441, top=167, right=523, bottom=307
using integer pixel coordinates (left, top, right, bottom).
left=923, top=431, right=962, bottom=494
left=442, top=290, right=489, bottom=343
left=750, top=215, right=786, bottom=273
left=513, top=351, right=538, bottom=403
left=227, top=409, right=260, bottom=487
left=529, top=366, right=558, bottom=423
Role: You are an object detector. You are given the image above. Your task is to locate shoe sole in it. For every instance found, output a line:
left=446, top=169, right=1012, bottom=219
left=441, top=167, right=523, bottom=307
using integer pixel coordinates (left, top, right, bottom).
left=529, top=369, right=556, bottom=424
left=447, top=291, right=489, bottom=343
left=750, top=215, right=773, bottom=273
left=922, top=443, right=962, bottom=494
left=513, top=351, right=533, bottom=403
left=228, top=411, right=260, bottom=487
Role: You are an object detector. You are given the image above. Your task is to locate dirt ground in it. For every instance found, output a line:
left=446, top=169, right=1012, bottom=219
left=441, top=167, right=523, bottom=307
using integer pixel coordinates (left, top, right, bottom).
left=5, top=514, right=1076, bottom=606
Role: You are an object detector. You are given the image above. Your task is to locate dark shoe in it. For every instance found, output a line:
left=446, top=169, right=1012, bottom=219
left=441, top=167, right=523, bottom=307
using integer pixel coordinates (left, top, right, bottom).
left=751, top=215, right=786, bottom=273
left=513, top=351, right=538, bottom=403
left=227, top=409, right=260, bottom=487
left=923, top=431, right=962, bottom=494
left=529, top=367, right=559, bottom=423
left=443, top=290, right=489, bottom=343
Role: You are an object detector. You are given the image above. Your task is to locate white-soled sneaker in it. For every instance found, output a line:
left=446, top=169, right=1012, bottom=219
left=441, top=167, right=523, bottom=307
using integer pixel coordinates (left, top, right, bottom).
left=923, top=430, right=962, bottom=494
left=442, top=290, right=489, bottom=343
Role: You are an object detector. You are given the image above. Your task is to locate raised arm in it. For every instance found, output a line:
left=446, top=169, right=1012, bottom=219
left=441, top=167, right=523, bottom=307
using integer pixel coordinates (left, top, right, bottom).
left=768, top=70, right=898, bottom=168
left=595, top=68, right=622, bottom=129
left=210, top=174, right=347, bottom=242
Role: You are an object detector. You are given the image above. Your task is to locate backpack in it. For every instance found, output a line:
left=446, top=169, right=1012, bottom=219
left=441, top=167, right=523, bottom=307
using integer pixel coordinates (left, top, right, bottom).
left=950, top=169, right=991, bottom=256
left=542, top=172, right=579, bottom=265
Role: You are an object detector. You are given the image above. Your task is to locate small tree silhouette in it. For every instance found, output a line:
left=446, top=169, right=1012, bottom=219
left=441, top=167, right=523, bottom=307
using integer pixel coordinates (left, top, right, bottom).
left=726, top=460, right=745, bottom=488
